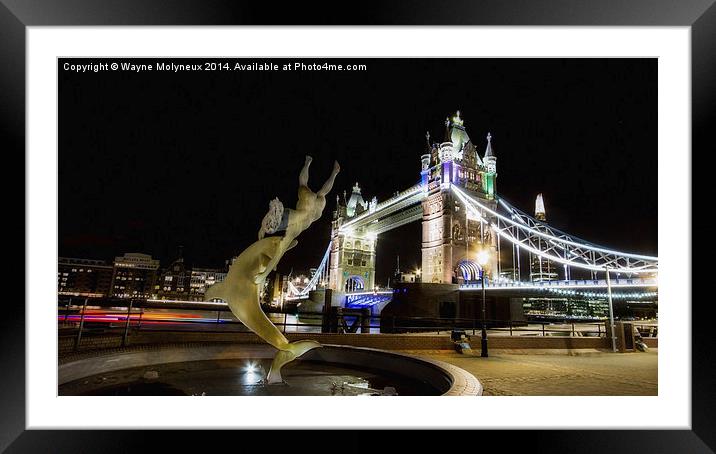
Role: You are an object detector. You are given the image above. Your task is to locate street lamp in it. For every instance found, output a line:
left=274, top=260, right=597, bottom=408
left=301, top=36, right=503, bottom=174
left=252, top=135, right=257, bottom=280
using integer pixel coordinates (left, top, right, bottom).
left=605, top=266, right=617, bottom=353
left=476, top=250, right=490, bottom=357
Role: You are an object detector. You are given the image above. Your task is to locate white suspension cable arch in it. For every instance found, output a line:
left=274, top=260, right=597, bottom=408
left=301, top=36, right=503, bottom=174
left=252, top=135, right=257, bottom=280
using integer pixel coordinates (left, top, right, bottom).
left=451, top=186, right=658, bottom=274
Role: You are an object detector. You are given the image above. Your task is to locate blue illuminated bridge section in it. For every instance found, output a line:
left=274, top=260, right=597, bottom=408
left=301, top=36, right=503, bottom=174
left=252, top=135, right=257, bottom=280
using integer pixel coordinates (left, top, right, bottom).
left=344, top=291, right=394, bottom=309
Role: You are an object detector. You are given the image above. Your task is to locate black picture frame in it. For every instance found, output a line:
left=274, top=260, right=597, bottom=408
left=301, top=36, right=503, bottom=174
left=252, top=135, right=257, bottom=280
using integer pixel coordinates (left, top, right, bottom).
left=3, top=0, right=711, bottom=452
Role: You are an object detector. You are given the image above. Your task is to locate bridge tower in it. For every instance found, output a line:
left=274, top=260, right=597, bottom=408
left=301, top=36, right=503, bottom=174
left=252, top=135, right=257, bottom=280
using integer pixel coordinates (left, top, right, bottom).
left=328, top=182, right=378, bottom=292
left=421, top=112, right=500, bottom=284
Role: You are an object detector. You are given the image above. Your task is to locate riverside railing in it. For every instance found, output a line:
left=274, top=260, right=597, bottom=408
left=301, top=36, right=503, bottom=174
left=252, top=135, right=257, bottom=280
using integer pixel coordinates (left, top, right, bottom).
left=57, top=296, right=657, bottom=350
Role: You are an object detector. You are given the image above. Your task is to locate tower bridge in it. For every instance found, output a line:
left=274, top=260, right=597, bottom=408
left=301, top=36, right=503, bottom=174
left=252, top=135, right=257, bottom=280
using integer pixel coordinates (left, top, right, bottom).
left=286, top=111, right=658, bottom=312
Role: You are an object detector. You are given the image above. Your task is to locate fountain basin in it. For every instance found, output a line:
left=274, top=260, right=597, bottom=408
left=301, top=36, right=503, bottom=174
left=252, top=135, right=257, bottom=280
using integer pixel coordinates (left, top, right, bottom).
left=59, top=344, right=482, bottom=396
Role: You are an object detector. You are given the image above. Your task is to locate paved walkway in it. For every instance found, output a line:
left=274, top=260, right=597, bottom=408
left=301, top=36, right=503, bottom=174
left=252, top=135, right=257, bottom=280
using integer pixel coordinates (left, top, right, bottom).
left=404, top=349, right=658, bottom=396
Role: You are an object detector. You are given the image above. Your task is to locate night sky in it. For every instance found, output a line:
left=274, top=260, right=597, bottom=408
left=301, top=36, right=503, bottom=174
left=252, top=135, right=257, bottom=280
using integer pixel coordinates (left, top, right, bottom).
left=59, top=58, right=657, bottom=283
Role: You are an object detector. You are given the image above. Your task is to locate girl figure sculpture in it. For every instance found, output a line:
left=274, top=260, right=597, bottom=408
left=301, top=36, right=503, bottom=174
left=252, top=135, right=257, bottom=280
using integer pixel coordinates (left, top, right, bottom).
left=205, top=156, right=339, bottom=384
left=259, top=156, right=339, bottom=238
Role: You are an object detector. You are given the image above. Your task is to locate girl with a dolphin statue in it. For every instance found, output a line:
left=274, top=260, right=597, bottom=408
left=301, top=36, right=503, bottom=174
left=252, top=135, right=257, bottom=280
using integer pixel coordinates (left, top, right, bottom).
left=205, top=156, right=340, bottom=384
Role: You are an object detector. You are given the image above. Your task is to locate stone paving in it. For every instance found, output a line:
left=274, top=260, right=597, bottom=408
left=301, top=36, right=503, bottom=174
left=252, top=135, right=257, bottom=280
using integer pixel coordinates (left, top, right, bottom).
left=404, top=348, right=658, bottom=396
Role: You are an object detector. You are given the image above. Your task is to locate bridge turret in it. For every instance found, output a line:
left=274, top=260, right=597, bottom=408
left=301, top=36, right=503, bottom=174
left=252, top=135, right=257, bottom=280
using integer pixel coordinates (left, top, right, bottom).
left=421, top=134, right=432, bottom=188
left=449, top=110, right=470, bottom=156
left=482, top=132, right=497, bottom=197
left=329, top=182, right=378, bottom=293
left=422, top=113, right=501, bottom=285
left=439, top=111, right=471, bottom=163
left=421, top=153, right=431, bottom=171
left=483, top=132, right=496, bottom=173
left=346, top=182, right=368, bottom=217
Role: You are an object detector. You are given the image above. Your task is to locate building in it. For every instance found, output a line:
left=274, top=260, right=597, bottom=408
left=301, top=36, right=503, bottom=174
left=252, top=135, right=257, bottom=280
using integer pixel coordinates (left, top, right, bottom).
left=269, top=272, right=285, bottom=306
left=189, top=267, right=227, bottom=301
left=398, top=270, right=421, bottom=283
left=156, top=247, right=228, bottom=301
left=529, top=193, right=559, bottom=282
left=109, top=253, right=160, bottom=299
left=286, top=272, right=315, bottom=295
left=58, top=257, right=113, bottom=298
left=523, top=297, right=609, bottom=320
left=155, top=255, right=191, bottom=300
left=59, top=251, right=227, bottom=302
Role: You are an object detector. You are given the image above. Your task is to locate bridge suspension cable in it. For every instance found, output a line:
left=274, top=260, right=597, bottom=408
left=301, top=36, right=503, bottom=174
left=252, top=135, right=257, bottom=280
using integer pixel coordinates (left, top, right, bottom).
left=451, top=186, right=658, bottom=275
left=290, top=242, right=332, bottom=298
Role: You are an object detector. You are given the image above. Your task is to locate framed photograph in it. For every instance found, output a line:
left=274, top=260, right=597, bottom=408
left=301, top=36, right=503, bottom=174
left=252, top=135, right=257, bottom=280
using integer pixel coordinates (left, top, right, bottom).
left=6, top=0, right=710, bottom=451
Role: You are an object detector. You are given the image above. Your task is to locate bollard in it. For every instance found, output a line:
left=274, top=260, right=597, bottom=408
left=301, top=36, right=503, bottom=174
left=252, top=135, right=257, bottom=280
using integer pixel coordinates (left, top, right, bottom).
left=322, top=289, right=333, bottom=333
left=74, top=298, right=89, bottom=351
left=361, top=308, right=371, bottom=333
left=122, top=299, right=134, bottom=347
left=64, top=298, right=72, bottom=322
